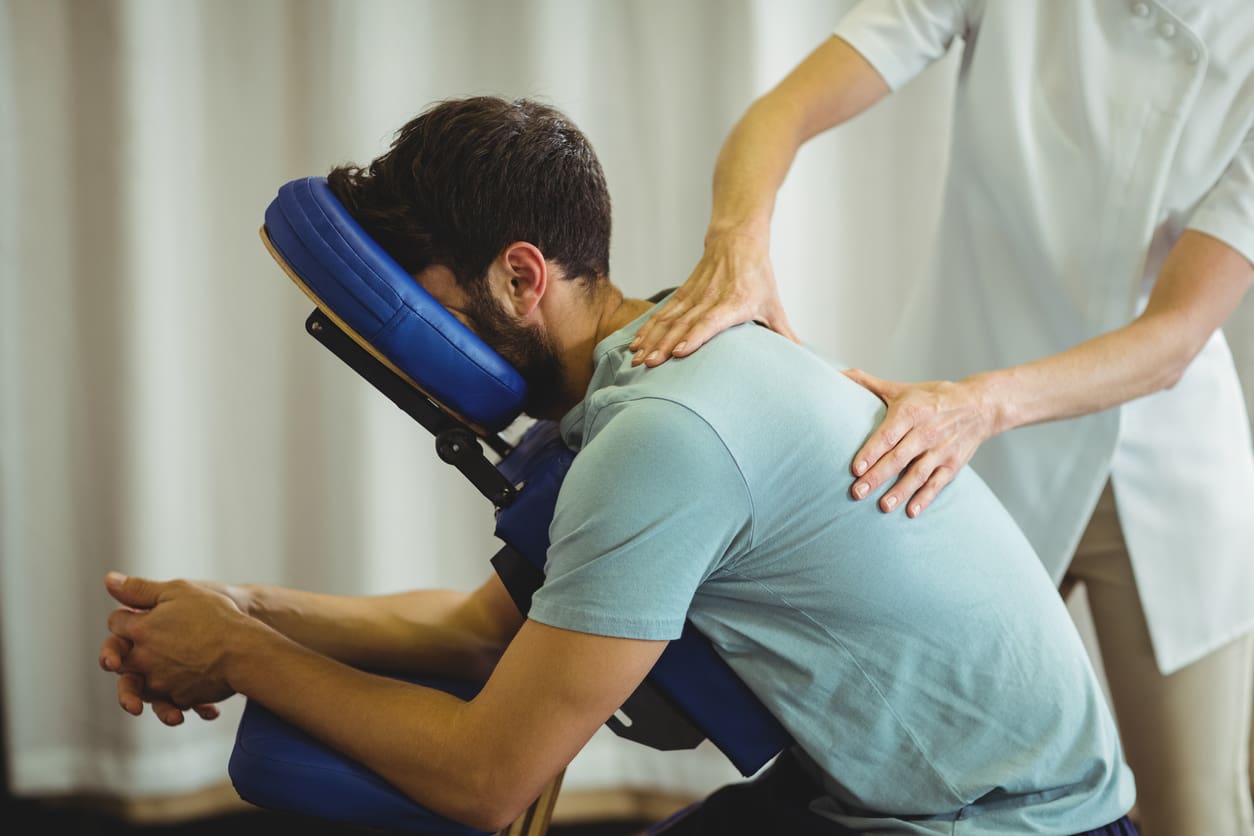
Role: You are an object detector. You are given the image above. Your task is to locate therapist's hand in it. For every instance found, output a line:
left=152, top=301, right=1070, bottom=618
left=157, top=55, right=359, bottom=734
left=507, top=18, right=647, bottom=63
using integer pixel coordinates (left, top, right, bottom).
left=629, top=230, right=799, bottom=367
left=844, top=370, right=998, bottom=517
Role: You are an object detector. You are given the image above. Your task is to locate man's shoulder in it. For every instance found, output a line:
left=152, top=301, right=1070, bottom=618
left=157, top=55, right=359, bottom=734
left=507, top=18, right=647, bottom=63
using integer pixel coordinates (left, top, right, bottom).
left=602, top=321, right=846, bottom=407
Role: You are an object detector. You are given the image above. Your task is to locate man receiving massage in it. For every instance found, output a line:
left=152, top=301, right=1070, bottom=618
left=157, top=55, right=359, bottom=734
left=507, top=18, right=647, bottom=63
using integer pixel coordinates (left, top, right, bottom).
left=98, top=96, right=1135, bottom=835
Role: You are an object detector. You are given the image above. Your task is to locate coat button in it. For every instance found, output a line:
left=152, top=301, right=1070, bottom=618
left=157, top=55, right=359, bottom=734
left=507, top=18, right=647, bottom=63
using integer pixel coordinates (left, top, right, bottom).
left=1159, top=21, right=1177, bottom=38
left=1132, top=2, right=1150, bottom=17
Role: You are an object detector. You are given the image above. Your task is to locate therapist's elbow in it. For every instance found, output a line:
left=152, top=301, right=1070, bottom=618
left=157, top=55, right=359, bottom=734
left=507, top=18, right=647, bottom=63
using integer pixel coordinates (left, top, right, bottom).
left=1159, top=362, right=1188, bottom=391
left=1148, top=344, right=1190, bottom=391
left=1156, top=331, right=1212, bottom=391
left=1147, top=348, right=1194, bottom=394
left=1136, top=312, right=1210, bottom=393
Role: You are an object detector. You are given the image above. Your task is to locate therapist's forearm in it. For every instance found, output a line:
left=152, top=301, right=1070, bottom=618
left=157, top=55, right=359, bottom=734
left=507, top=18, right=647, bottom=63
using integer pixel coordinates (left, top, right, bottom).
left=974, top=230, right=1253, bottom=434
left=239, top=580, right=517, bottom=680
left=705, top=98, right=806, bottom=242
left=706, top=36, right=890, bottom=242
left=970, top=311, right=1203, bottom=435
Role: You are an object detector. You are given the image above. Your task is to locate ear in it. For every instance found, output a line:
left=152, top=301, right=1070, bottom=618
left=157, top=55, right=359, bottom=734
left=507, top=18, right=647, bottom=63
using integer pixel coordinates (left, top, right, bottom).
left=498, top=242, right=548, bottom=318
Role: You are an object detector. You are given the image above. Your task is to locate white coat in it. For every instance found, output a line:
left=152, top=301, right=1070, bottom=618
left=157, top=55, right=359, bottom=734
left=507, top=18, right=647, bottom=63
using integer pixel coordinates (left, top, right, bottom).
left=835, top=0, right=1254, bottom=674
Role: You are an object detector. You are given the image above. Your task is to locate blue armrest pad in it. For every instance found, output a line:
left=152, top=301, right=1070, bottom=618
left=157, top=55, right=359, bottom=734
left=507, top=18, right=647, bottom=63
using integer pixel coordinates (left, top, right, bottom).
left=229, top=676, right=489, bottom=835
left=264, top=177, right=527, bottom=432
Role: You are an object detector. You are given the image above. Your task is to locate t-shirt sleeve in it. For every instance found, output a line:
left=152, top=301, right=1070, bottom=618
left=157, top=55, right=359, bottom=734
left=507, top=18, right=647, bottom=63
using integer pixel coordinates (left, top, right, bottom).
left=527, top=398, right=753, bottom=642
left=1187, top=129, right=1254, bottom=267
left=833, top=0, right=980, bottom=91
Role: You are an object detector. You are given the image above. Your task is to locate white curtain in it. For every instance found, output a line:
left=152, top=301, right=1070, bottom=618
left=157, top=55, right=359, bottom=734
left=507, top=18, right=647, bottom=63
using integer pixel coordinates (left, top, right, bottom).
left=4, top=0, right=1250, bottom=808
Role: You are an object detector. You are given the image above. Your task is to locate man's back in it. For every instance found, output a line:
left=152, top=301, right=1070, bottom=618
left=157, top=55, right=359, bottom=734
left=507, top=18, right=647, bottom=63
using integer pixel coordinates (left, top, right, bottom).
left=529, top=302, right=1134, bottom=834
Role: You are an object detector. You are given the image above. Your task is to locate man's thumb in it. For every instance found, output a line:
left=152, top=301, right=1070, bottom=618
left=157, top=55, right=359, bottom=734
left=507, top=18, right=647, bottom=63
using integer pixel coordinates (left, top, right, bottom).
left=105, top=572, right=162, bottom=608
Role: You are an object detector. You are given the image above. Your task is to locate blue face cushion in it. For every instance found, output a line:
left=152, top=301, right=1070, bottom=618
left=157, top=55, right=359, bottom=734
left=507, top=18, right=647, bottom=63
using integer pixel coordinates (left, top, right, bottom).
left=261, top=176, right=527, bottom=433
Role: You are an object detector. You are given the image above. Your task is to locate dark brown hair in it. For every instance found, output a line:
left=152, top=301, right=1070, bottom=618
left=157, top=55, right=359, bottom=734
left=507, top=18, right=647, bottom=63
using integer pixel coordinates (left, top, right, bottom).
left=327, top=96, right=611, bottom=292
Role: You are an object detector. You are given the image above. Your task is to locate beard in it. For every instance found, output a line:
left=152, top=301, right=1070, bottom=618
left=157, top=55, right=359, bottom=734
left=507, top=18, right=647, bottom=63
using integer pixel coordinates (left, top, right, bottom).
left=465, top=287, right=567, bottom=418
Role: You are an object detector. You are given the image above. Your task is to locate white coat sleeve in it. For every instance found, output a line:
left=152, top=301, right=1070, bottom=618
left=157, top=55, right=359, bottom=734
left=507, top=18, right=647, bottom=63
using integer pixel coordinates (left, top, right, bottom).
left=833, top=0, right=981, bottom=91
left=1187, top=128, right=1254, bottom=268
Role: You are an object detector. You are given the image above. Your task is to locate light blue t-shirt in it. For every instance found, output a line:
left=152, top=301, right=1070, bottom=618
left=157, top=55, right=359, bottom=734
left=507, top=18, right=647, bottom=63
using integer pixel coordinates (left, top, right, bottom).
left=528, top=303, right=1134, bottom=834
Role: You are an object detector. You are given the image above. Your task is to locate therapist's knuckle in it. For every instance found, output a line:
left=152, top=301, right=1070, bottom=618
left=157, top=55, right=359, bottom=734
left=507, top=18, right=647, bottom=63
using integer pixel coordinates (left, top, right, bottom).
left=693, top=310, right=729, bottom=335
left=652, top=308, right=679, bottom=326
left=673, top=307, right=704, bottom=329
left=919, top=425, right=944, bottom=446
left=724, top=288, right=752, bottom=310
left=879, top=423, right=906, bottom=448
left=889, top=446, right=915, bottom=470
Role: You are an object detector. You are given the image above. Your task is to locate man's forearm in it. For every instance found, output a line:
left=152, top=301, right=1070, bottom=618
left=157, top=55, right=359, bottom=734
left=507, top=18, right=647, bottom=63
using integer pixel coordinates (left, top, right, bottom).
left=221, top=615, right=655, bottom=832
left=225, top=620, right=513, bottom=830
left=241, top=578, right=520, bottom=680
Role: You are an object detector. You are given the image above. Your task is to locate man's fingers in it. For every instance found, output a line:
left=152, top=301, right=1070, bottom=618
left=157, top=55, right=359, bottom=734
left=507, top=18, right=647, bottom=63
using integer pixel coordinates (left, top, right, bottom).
left=104, top=572, right=167, bottom=610
left=147, top=697, right=186, bottom=727
left=106, top=607, right=144, bottom=642
left=99, top=635, right=133, bottom=672
left=191, top=704, right=220, bottom=721
left=118, top=673, right=146, bottom=716
left=116, top=670, right=219, bottom=725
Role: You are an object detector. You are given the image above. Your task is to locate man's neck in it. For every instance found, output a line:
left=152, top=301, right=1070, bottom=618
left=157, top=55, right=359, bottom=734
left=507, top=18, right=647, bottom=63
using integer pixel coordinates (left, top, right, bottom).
left=545, top=280, right=652, bottom=417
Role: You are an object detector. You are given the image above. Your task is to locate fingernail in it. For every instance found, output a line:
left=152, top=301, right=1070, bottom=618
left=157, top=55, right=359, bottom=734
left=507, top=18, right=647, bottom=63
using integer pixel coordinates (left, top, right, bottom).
left=106, top=571, right=127, bottom=584
left=909, top=504, right=921, bottom=517
left=674, top=341, right=687, bottom=354
left=632, top=350, right=644, bottom=364
left=853, top=482, right=869, bottom=499
left=883, top=495, right=898, bottom=511
left=629, top=337, right=640, bottom=349
left=646, top=351, right=660, bottom=364
left=853, top=460, right=867, bottom=476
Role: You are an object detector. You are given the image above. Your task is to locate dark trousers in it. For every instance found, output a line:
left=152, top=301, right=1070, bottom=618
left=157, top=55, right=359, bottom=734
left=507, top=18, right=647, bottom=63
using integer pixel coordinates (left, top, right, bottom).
left=645, top=750, right=1139, bottom=836
left=645, top=750, right=857, bottom=835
